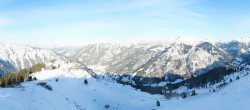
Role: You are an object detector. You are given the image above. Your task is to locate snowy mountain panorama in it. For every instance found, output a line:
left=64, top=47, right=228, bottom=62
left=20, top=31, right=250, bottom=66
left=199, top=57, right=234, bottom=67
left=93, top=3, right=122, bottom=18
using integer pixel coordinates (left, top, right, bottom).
left=1, top=39, right=250, bottom=109
left=64, top=40, right=243, bottom=78
left=2, top=0, right=250, bottom=109
left=1, top=46, right=250, bottom=110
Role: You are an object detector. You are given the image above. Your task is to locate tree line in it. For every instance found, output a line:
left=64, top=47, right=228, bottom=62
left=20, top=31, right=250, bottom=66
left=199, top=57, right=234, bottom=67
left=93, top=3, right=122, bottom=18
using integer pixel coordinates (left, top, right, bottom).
left=0, top=63, right=45, bottom=87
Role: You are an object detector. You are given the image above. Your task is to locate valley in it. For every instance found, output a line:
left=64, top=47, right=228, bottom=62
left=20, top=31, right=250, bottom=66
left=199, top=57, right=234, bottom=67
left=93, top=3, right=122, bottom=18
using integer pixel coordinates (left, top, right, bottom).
left=1, top=39, right=250, bottom=110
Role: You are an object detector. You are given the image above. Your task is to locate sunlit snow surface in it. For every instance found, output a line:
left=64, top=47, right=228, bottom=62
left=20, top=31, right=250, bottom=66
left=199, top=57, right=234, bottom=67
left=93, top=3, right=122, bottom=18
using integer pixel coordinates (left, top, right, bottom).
left=1, top=62, right=250, bottom=110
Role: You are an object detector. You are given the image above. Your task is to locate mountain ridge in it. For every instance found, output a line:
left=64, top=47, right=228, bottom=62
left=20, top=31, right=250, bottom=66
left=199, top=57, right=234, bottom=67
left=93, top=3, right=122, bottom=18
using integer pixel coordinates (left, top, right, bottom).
left=0, top=43, right=66, bottom=75
left=61, top=40, right=245, bottom=78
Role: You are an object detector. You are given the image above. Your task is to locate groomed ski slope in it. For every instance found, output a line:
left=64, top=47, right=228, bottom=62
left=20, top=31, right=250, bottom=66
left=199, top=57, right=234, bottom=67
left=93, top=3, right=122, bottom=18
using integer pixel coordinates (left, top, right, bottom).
left=1, top=64, right=250, bottom=110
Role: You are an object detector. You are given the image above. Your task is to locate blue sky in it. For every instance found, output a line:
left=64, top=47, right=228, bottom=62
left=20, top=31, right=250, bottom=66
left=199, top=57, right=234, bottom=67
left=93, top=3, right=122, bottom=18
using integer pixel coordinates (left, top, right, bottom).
left=0, top=0, right=250, bottom=45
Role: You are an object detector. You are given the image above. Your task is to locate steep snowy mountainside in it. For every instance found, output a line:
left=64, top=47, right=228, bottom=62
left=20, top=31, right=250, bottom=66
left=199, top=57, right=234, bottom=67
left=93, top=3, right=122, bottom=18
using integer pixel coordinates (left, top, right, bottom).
left=70, top=43, right=128, bottom=65
left=236, top=37, right=250, bottom=46
left=1, top=60, right=250, bottom=110
left=0, top=43, right=65, bottom=75
left=217, top=40, right=249, bottom=58
left=51, top=46, right=78, bottom=57
left=134, top=42, right=231, bottom=77
left=233, top=51, right=250, bottom=65
left=69, top=41, right=232, bottom=77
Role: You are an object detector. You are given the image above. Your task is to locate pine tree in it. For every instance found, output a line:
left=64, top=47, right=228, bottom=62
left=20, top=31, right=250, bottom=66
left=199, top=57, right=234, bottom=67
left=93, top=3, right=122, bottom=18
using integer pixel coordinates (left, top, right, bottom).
left=20, top=75, right=24, bottom=82
left=191, top=90, right=196, bottom=96
left=0, top=63, right=45, bottom=87
left=33, top=77, right=37, bottom=80
left=7, top=78, right=12, bottom=86
left=236, top=76, right=240, bottom=80
left=213, top=89, right=216, bottom=92
left=182, top=92, right=187, bottom=98
left=156, top=100, right=160, bottom=106
left=1, top=77, right=6, bottom=87
left=84, top=79, right=88, bottom=85
left=29, top=76, right=32, bottom=81
left=229, top=78, right=232, bottom=82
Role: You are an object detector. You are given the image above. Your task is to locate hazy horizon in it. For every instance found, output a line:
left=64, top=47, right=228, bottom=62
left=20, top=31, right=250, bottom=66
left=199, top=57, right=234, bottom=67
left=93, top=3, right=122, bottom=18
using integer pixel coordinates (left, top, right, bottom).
left=1, top=0, right=250, bottom=46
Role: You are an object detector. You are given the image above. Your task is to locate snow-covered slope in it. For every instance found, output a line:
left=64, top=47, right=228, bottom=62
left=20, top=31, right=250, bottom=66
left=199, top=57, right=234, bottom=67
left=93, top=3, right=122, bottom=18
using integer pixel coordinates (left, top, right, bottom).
left=217, top=40, right=249, bottom=57
left=0, top=43, right=65, bottom=75
left=51, top=46, right=78, bottom=57
left=70, top=43, right=127, bottom=65
left=0, top=62, right=164, bottom=110
left=1, top=62, right=250, bottom=110
left=162, top=69, right=250, bottom=110
left=68, top=41, right=232, bottom=77
left=62, top=38, right=250, bottom=78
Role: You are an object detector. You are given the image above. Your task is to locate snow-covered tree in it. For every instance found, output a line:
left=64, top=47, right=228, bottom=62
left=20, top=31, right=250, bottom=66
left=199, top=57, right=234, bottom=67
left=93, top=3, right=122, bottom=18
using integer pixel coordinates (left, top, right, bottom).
left=156, top=100, right=160, bottom=106
left=84, top=79, right=88, bottom=85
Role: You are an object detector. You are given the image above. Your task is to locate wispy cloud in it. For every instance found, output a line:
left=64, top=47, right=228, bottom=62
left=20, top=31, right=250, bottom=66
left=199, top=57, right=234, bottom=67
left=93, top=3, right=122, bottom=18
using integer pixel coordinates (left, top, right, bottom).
left=2, top=0, right=247, bottom=45
left=186, top=12, right=205, bottom=17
